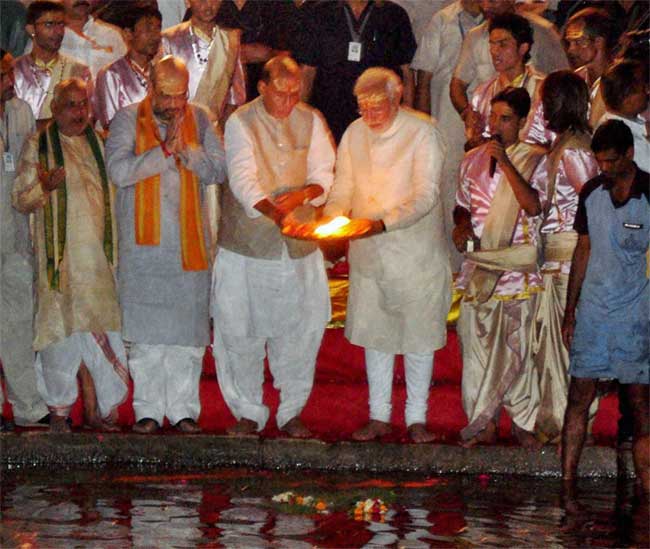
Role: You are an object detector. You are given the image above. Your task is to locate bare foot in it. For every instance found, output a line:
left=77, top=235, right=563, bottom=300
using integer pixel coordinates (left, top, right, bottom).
left=175, top=418, right=202, bottom=434
left=352, top=420, right=392, bottom=441
left=281, top=416, right=312, bottom=438
left=408, top=423, right=437, bottom=443
left=50, top=415, right=72, bottom=433
left=461, top=420, right=497, bottom=448
left=132, top=418, right=160, bottom=434
left=227, top=418, right=258, bottom=436
left=513, top=423, right=543, bottom=450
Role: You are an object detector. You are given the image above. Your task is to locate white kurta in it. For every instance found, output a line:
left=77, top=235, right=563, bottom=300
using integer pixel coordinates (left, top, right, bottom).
left=60, top=17, right=126, bottom=79
left=0, top=97, right=48, bottom=424
left=212, top=102, right=335, bottom=430
left=410, top=1, right=483, bottom=271
left=324, top=108, right=452, bottom=354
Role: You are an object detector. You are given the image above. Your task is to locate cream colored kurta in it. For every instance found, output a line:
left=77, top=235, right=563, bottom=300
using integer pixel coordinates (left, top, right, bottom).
left=12, top=130, right=120, bottom=351
left=325, top=108, right=452, bottom=354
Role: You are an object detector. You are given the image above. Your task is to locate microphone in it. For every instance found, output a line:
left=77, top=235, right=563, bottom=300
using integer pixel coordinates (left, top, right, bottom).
left=489, top=135, right=502, bottom=178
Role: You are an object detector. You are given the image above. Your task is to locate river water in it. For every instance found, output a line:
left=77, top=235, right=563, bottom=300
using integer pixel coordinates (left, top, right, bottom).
left=1, top=468, right=647, bottom=547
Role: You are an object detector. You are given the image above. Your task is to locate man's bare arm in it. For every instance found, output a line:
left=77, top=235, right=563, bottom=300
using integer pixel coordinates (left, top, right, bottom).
left=300, top=64, right=316, bottom=102
left=450, top=76, right=470, bottom=116
left=562, top=234, right=591, bottom=349
left=414, top=70, right=432, bottom=114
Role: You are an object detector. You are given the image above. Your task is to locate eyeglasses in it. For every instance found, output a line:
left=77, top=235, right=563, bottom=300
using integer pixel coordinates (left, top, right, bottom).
left=357, top=104, right=389, bottom=116
left=35, top=21, right=66, bottom=29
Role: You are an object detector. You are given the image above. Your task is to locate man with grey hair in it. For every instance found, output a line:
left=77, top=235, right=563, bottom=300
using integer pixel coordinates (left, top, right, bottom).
left=13, top=77, right=128, bottom=433
left=324, top=67, right=451, bottom=443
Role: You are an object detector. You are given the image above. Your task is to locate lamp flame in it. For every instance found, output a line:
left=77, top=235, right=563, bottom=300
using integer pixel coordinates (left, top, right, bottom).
left=314, top=216, right=351, bottom=237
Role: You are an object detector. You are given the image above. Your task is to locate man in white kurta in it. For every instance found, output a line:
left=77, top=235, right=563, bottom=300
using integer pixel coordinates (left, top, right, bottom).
left=12, top=78, right=127, bottom=433
left=453, top=87, right=545, bottom=448
left=105, top=56, right=225, bottom=434
left=14, top=1, right=92, bottom=128
left=324, top=68, right=451, bottom=443
left=59, top=0, right=126, bottom=79
left=212, top=56, right=334, bottom=438
left=94, top=6, right=162, bottom=130
left=0, top=51, right=49, bottom=429
left=412, top=0, right=484, bottom=271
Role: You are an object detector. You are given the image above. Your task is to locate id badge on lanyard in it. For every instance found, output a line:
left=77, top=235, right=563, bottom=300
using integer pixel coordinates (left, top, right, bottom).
left=3, top=152, right=15, bottom=173
left=345, top=4, right=373, bottom=63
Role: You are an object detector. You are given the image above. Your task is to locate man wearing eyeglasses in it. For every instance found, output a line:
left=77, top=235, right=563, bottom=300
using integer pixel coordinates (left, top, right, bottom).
left=14, top=0, right=91, bottom=131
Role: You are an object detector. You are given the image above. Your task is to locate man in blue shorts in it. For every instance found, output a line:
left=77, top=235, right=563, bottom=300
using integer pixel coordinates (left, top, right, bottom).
left=561, top=119, right=649, bottom=494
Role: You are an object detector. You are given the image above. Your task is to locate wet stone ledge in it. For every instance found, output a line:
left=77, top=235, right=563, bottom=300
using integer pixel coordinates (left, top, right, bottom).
left=0, top=433, right=634, bottom=478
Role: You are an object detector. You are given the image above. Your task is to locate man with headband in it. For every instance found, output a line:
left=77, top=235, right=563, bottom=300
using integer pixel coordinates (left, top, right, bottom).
left=106, top=55, right=225, bottom=434
left=324, top=67, right=451, bottom=443
left=212, top=56, right=334, bottom=438
left=13, top=78, right=127, bottom=433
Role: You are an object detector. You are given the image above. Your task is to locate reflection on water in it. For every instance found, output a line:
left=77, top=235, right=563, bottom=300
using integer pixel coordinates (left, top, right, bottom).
left=1, top=468, right=647, bottom=548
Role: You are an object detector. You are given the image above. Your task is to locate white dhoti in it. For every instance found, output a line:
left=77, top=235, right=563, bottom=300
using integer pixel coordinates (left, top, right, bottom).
left=211, top=247, right=330, bottom=431
left=533, top=272, right=598, bottom=441
left=365, top=348, right=434, bottom=426
left=214, top=329, right=323, bottom=430
left=35, top=331, right=128, bottom=418
left=458, top=295, right=540, bottom=440
left=0, top=252, right=48, bottom=424
left=128, top=344, right=204, bottom=425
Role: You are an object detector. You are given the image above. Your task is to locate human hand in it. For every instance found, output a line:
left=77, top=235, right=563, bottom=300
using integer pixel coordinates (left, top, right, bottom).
left=38, top=165, right=65, bottom=192
left=274, top=188, right=308, bottom=217
left=561, top=312, right=576, bottom=350
left=165, top=116, right=185, bottom=155
left=452, top=223, right=476, bottom=253
left=485, top=138, right=509, bottom=168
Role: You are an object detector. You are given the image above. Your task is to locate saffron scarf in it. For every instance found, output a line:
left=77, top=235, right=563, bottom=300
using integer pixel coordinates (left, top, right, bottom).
left=134, top=97, right=208, bottom=271
left=38, top=123, right=113, bottom=290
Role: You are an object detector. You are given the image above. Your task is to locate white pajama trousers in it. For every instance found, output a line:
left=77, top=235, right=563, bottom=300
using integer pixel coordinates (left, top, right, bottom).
left=214, top=329, right=323, bottom=431
left=36, top=331, right=128, bottom=418
left=365, top=348, right=434, bottom=426
left=129, top=344, right=204, bottom=425
left=0, top=252, right=48, bottom=424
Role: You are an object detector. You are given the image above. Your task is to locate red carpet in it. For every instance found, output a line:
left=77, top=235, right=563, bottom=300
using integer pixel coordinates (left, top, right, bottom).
left=2, top=327, right=619, bottom=443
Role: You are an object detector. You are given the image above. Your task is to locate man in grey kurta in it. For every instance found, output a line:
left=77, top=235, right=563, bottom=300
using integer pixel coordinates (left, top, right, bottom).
left=0, top=50, right=48, bottom=429
left=106, top=56, right=225, bottom=434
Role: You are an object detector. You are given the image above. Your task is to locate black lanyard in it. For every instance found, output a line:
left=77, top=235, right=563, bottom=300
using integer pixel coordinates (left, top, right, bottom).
left=344, top=3, right=374, bottom=42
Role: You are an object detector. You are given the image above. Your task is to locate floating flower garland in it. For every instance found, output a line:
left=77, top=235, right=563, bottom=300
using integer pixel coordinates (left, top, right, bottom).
left=271, top=491, right=329, bottom=513
left=353, top=498, right=389, bottom=521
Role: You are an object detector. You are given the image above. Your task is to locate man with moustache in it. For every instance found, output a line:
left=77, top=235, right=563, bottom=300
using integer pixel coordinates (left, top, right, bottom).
left=323, top=68, right=451, bottom=443
left=0, top=50, right=49, bottom=431
left=106, top=56, right=225, bottom=434
left=212, top=56, right=334, bottom=438
left=12, top=78, right=128, bottom=433
left=59, top=0, right=126, bottom=79
left=561, top=119, right=649, bottom=494
left=94, top=5, right=162, bottom=130
left=14, top=1, right=91, bottom=130
left=452, top=87, right=545, bottom=449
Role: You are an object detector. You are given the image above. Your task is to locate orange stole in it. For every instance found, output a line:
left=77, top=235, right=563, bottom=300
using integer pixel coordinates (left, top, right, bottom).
left=134, top=98, right=208, bottom=271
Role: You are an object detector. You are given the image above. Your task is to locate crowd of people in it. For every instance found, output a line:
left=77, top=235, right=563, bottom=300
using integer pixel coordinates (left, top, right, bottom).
left=0, top=0, right=648, bottom=491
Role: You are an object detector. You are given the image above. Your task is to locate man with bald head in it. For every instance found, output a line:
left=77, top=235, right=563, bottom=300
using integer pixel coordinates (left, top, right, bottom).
left=324, top=68, right=450, bottom=442
left=13, top=78, right=128, bottom=432
left=106, top=55, right=226, bottom=434
left=212, top=55, right=334, bottom=437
